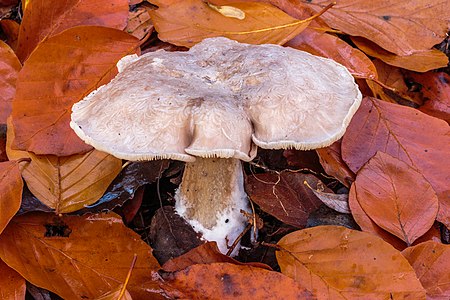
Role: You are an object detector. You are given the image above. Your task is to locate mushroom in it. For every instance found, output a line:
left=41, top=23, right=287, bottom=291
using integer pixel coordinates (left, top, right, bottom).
left=70, top=37, right=362, bottom=254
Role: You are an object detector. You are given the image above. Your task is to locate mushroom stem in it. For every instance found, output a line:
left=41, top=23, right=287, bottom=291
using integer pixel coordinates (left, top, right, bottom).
left=174, top=157, right=250, bottom=254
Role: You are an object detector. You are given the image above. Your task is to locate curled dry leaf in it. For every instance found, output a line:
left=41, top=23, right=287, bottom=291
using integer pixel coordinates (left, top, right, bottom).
left=352, top=152, right=438, bottom=245
left=277, top=226, right=426, bottom=299
left=352, top=36, right=449, bottom=72
left=0, top=160, right=22, bottom=235
left=0, top=212, right=163, bottom=300
left=162, top=242, right=272, bottom=272
left=0, top=40, right=21, bottom=124
left=149, top=0, right=326, bottom=47
left=0, top=259, right=26, bottom=299
left=159, top=262, right=313, bottom=299
left=15, top=0, right=129, bottom=61
left=301, top=0, right=449, bottom=56
left=342, top=97, right=450, bottom=227
left=402, top=241, right=450, bottom=299
left=304, top=180, right=350, bottom=214
left=11, top=26, right=140, bottom=156
left=286, top=28, right=377, bottom=79
left=315, top=140, right=355, bottom=187
left=245, top=171, right=322, bottom=228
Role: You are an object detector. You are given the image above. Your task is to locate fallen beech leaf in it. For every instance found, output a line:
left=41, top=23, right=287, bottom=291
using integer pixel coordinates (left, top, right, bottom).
left=125, top=6, right=154, bottom=40
left=402, top=241, right=450, bottom=299
left=0, top=19, right=19, bottom=50
left=95, top=286, right=132, bottom=300
left=159, top=262, right=313, bottom=299
left=206, top=2, right=245, bottom=20
left=0, top=40, right=21, bottom=124
left=315, top=140, right=355, bottom=187
left=162, top=242, right=272, bottom=272
left=286, top=29, right=377, bottom=79
left=0, top=259, right=26, bottom=299
left=301, top=0, right=449, bottom=56
left=0, top=212, right=162, bottom=299
left=353, top=152, right=438, bottom=245
left=245, top=171, right=322, bottom=228
left=11, top=26, right=140, bottom=156
left=304, top=180, right=350, bottom=214
left=407, top=72, right=450, bottom=123
left=352, top=36, right=448, bottom=72
left=15, top=0, right=129, bottom=61
left=149, top=0, right=327, bottom=47
left=277, top=226, right=426, bottom=299
left=367, top=59, right=420, bottom=106
left=0, top=160, right=22, bottom=234
left=342, top=97, right=450, bottom=227
left=22, top=150, right=121, bottom=213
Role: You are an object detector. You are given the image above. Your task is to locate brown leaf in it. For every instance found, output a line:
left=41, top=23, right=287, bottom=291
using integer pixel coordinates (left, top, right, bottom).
left=245, top=171, right=322, bottom=228
left=342, top=97, right=450, bottom=227
left=0, top=40, right=21, bottom=124
left=0, top=19, right=19, bottom=50
left=21, top=151, right=122, bottom=214
left=162, top=242, right=272, bottom=272
left=402, top=241, right=450, bottom=299
left=315, top=140, right=355, bottom=187
left=0, top=160, right=22, bottom=234
left=352, top=36, right=448, bottom=72
left=407, top=72, right=450, bottom=123
left=286, top=29, right=377, bottom=79
left=95, top=285, right=133, bottom=300
left=11, top=26, right=140, bottom=156
left=125, top=5, right=154, bottom=40
left=0, top=212, right=162, bottom=299
left=160, top=262, right=313, bottom=299
left=149, top=0, right=326, bottom=47
left=304, top=181, right=350, bottom=214
left=15, top=0, right=129, bottom=62
left=352, top=152, right=438, bottom=245
left=301, top=0, right=449, bottom=55
left=277, top=226, right=426, bottom=299
left=0, top=259, right=26, bottom=299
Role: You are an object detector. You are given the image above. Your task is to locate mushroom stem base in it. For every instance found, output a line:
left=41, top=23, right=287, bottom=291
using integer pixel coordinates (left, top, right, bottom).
left=174, top=157, right=250, bottom=254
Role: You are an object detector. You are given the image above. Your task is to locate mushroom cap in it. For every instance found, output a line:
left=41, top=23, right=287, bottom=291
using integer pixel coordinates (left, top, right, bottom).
left=70, top=37, right=361, bottom=162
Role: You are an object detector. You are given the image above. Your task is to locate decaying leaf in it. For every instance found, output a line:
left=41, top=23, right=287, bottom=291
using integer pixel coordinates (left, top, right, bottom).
left=11, top=26, right=140, bottom=156
left=0, top=212, right=162, bottom=299
left=286, top=29, right=377, bottom=79
left=277, top=226, right=426, bottom=299
left=0, top=160, right=22, bottom=234
left=149, top=0, right=330, bottom=47
left=342, top=97, right=450, bottom=227
left=0, top=259, right=26, bottom=299
left=125, top=5, right=154, bottom=40
left=351, top=152, right=438, bottom=245
left=246, top=171, right=322, bottom=228
left=301, top=0, right=449, bottom=55
left=352, top=36, right=448, bottom=72
left=402, top=241, right=450, bottom=299
left=0, top=40, right=21, bottom=124
left=159, top=262, right=313, bottom=299
left=15, top=0, right=129, bottom=61
left=304, top=180, right=350, bottom=214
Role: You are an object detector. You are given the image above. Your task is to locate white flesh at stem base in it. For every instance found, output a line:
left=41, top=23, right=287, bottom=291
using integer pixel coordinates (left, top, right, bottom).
left=174, top=157, right=250, bottom=255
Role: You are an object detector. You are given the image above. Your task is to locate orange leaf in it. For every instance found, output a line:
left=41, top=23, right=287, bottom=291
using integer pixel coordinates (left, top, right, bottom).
left=95, top=286, right=133, bottom=300
left=149, top=0, right=327, bottom=47
left=125, top=5, right=154, bottom=40
left=0, top=160, right=22, bottom=235
left=0, top=19, right=19, bottom=50
left=301, top=0, right=448, bottom=55
left=160, top=262, right=313, bottom=299
left=286, top=28, right=377, bottom=79
left=352, top=152, right=438, bottom=245
left=0, top=40, right=21, bottom=124
left=277, top=226, right=426, bottom=299
left=0, top=212, right=163, bottom=299
left=15, top=0, right=129, bottom=62
left=402, top=241, right=450, bottom=299
left=342, top=97, right=450, bottom=227
left=352, top=36, right=448, bottom=72
left=0, top=259, right=26, bottom=299
left=245, top=171, right=322, bottom=228
left=11, top=26, right=140, bottom=156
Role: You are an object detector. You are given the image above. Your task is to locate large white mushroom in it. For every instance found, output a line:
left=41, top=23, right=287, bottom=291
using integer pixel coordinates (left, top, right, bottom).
left=70, top=37, right=361, bottom=254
